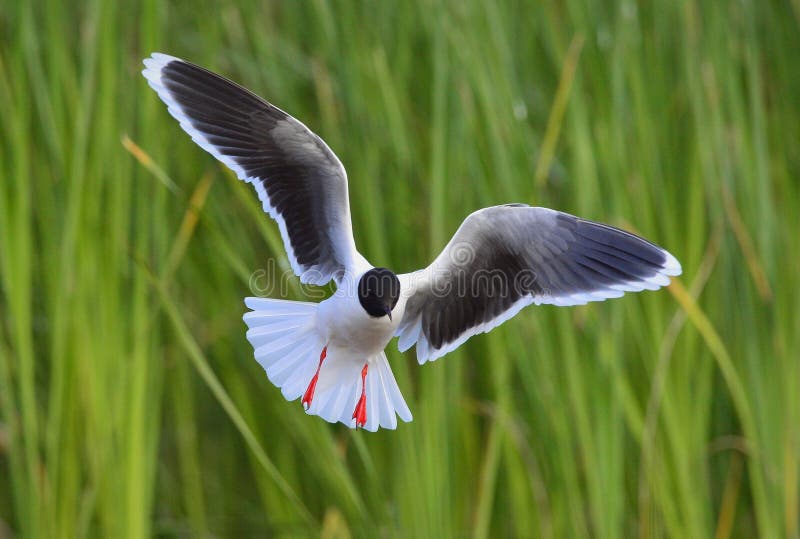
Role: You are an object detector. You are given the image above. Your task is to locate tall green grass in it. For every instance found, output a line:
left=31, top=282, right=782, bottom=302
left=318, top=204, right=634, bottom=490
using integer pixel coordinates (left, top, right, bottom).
left=1, top=1, right=798, bottom=537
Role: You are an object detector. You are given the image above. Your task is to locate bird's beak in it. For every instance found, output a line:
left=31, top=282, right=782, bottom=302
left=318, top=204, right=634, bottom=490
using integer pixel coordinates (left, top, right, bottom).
left=383, top=304, right=393, bottom=321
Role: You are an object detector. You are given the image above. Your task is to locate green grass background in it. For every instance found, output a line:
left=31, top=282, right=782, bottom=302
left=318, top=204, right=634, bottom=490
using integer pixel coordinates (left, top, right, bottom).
left=1, top=0, right=798, bottom=537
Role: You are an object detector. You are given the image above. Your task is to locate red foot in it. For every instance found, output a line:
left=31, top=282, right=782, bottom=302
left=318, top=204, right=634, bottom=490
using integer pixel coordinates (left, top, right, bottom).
left=302, top=347, right=327, bottom=410
left=352, top=364, right=369, bottom=428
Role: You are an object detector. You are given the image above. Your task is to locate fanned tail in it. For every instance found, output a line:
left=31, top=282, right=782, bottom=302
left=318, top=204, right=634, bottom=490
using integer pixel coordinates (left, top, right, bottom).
left=243, top=297, right=324, bottom=400
left=243, top=297, right=412, bottom=431
left=305, top=350, right=412, bottom=431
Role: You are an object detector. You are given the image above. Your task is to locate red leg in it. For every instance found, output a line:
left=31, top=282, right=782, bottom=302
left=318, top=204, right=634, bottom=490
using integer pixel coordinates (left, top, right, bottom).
left=302, top=347, right=327, bottom=410
left=352, top=363, right=369, bottom=429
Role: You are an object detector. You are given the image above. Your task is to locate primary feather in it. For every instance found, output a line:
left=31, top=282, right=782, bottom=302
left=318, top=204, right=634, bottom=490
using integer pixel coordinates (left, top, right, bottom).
left=142, top=53, right=369, bottom=285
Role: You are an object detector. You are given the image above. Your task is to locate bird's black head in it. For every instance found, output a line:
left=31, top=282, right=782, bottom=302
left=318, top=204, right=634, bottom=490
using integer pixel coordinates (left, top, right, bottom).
left=358, top=267, right=400, bottom=320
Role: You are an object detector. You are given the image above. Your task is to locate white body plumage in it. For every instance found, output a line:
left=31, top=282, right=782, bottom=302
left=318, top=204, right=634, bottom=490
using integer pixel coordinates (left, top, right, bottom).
left=316, top=272, right=403, bottom=356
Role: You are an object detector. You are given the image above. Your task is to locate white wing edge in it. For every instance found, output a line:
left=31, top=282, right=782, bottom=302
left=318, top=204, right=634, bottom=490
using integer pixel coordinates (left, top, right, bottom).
left=397, top=246, right=681, bottom=364
left=142, top=53, right=363, bottom=285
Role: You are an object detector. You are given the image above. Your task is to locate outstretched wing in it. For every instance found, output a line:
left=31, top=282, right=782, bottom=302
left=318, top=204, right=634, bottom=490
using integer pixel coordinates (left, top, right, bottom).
left=142, top=53, right=369, bottom=285
left=396, top=204, right=682, bottom=363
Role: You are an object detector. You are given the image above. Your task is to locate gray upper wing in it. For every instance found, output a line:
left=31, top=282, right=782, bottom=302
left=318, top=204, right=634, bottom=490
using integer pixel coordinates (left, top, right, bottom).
left=396, top=205, right=681, bottom=363
left=142, top=53, right=367, bottom=285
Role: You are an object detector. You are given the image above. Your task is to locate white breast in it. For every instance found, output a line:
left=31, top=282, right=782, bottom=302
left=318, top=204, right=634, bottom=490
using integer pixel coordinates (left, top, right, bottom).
left=315, top=272, right=406, bottom=359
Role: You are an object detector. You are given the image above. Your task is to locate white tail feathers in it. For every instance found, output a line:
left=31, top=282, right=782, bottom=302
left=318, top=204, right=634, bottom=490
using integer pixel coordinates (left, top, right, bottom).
left=243, top=297, right=412, bottom=431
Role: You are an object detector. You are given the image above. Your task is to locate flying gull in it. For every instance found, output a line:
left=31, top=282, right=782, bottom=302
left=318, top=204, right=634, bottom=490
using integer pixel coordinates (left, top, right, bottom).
left=142, top=53, right=682, bottom=432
